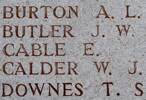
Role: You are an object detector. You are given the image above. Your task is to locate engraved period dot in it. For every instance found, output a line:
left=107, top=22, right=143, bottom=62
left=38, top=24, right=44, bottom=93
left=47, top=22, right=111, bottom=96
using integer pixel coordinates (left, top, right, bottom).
left=138, top=16, right=141, bottom=19
left=109, top=72, right=112, bottom=75
left=102, top=35, right=105, bottom=38
left=117, top=93, right=120, bottom=96
left=139, top=72, right=142, bottom=75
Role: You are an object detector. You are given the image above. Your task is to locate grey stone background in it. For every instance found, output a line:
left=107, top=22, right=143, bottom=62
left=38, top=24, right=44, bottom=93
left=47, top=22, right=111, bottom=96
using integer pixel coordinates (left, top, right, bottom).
left=0, top=0, right=146, bottom=100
